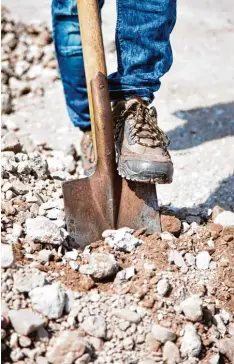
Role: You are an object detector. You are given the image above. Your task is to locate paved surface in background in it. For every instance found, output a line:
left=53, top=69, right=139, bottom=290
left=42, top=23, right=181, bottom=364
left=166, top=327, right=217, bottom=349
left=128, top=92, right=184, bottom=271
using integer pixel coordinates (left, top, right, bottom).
left=2, top=0, right=234, bottom=210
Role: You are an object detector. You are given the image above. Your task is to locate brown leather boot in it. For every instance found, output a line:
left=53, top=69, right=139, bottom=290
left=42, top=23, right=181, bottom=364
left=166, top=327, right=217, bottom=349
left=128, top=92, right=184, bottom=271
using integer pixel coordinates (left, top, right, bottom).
left=112, top=98, right=173, bottom=184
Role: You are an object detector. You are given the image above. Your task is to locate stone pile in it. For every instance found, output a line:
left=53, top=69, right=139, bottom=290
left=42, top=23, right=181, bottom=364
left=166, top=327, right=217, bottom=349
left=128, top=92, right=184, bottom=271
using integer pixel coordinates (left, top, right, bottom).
left=1, top=5, right=58, bottom=114
left=1, top=128, right=234, bottom=363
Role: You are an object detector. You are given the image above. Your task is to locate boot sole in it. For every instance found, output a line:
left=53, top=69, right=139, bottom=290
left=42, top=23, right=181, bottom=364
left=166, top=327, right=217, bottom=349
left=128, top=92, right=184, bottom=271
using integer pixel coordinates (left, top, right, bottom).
left=117, top=159, right=173, bottom=184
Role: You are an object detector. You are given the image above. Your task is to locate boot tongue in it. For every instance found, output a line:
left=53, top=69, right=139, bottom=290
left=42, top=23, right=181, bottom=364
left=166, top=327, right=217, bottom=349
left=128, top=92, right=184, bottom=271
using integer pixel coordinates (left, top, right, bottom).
left=125, top=97, right=146, bottom=108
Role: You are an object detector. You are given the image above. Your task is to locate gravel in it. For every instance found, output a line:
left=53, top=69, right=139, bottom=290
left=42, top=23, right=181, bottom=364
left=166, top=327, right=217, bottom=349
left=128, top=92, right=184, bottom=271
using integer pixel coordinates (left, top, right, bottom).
left=151, top=324, right=177, bottom=344
left=13, top=268, right=46, bottom=292
left=79, top=253, right=119, bottom=280
left=102, top=227, right=143, bottom=252
left=196, top=251, right=211, bottom=270
left=180, top=325, right=202, bottom=358
left=1, top=244, right=14, bottom=268
left=180, top=295, right=203, bottom=322
left=25, top=216, right=63, bottom=245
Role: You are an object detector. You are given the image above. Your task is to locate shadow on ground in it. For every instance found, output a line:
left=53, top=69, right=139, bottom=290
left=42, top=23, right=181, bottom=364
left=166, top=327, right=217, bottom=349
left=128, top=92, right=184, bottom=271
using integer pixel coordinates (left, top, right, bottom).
left=168, top=102, right=234, bottom=150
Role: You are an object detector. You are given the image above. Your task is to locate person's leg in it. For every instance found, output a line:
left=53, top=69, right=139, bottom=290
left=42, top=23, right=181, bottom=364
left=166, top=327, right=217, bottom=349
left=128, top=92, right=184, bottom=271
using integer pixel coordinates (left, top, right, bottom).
left=111, top=0, right=177, bottom=183
left=109, top=0, right=176, bottom=103
left=51, top=0, right=104, bottom=131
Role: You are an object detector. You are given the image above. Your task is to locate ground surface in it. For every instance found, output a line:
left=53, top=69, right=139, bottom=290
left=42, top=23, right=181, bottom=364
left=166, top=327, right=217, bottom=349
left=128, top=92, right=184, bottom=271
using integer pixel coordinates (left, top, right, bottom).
left=1, top=1, right=234, bottom=364
left=2, top=0, right=234, bottom=210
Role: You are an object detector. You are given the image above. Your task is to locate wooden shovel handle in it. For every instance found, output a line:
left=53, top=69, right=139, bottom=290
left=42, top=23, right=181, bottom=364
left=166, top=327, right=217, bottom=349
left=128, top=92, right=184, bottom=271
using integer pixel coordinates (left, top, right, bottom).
left=76, top=0, right=107, bottom=156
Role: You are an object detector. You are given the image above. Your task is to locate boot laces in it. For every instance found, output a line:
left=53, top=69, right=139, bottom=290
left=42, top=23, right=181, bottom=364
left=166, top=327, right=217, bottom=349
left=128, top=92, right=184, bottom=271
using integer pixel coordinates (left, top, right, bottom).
left=114, top=101, right=170, bottom=149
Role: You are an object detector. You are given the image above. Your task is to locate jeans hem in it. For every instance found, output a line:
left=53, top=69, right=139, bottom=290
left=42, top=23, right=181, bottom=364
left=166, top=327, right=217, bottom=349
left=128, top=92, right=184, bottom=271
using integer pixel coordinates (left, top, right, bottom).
left=109, top=88, right=155, bottom=104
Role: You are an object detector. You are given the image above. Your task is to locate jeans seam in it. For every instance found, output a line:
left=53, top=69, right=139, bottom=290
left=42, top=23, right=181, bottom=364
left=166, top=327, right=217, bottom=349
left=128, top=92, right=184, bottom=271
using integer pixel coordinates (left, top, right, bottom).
left=115, top=0, right=124, bottom=74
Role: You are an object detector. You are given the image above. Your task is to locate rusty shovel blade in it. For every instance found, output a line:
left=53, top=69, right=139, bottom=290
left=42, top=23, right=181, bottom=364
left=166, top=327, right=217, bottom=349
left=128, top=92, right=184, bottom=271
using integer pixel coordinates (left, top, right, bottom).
left=63, top=73, right=161, bottom=248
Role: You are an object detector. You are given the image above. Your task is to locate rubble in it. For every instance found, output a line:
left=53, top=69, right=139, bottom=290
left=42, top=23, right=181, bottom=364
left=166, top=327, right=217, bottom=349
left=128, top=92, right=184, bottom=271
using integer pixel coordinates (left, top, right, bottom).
left=13, top=268, right=46, bottom=292
left=79, top=253, right=118, bottom=280
left=25, top=216, right=63, bottom=245
left=180, top=325, right=202, bottom=358
left=102, top=227, right=143, bottom=252
left=1, top=244, right=15, bottom=268
left=180, top=295, right=203, bottom=322
left=1, top=5, right=58, bottom=114
left=9, top=309, right=45, bottom=335
left=29, top=283, right=65, bottom=319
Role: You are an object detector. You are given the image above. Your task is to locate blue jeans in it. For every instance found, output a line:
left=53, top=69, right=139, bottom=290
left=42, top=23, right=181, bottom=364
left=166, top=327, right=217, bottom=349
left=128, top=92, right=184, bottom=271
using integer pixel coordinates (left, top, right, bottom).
left=52, top=0, right=176, bottom=131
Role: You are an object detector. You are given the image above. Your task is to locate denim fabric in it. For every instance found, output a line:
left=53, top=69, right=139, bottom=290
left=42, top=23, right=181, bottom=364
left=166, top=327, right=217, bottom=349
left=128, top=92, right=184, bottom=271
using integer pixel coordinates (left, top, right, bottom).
left=52, top=0, right=176, bottom=131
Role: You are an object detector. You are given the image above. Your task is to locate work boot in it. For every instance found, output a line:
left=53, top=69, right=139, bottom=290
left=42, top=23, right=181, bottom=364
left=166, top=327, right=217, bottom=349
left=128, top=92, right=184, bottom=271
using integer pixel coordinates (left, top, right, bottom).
left=112, top=98, right=173, bottom=184
left=80, top=131, right=95, bottom=176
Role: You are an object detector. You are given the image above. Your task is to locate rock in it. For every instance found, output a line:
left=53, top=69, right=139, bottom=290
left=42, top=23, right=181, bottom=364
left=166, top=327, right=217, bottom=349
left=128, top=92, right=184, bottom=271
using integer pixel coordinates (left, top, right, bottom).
left=163, top=341, right=180, bottom=364
left=217, top=338, right=234, bottom=364
left=65, top=249, right=78, bottom=260
left=1, top=132, right=21, bottom=153
left=161, top=215, right=181, bottom=236
left=157, top=278, right=170, bottom=296
left=151, top=324, right=177, bottom=343
left=112, top=308, right=141, bottom=323
left=79, top=253, right=118, bottom=280
left=214, top=211, right=234, bottom=227
left=13, top=268, right=46, bottom=293
left=19, top=336, right=32, bottom=348
left=180, top=295, right=203, bottom=322
left=168, top=250, right=186, bottom=267
left=196, top=251, right=211, bottom=269
left=11, top=180, right=29, bottom=195
left=228, top=322, right=234, bottom=336
left=82, top=316, right=106, bottom=339
left=9, top=309, right=45, bottom=335
left=115, top=266, right=135, bottom=280
left=29, top=152, right=49, bottom=179
left=29, top=283, right=65, bottom=319
left=180, top=325, right=202, bottom=358
left=185, top=253, right=195, bottom=266
left=102, top=227, right=143, bottom=252
left=38, top=249, right=52, bottom=263
left=1, top=244, right=14, bottom=268
left=25, top=216, right=63, bottom=245
left=214, top=314, right=227, bottom=337
left=212, top=205, right=225, bottom=221
left=209, top=354, right=220, bottom=364
left=46, top=331, right=87, bottom=364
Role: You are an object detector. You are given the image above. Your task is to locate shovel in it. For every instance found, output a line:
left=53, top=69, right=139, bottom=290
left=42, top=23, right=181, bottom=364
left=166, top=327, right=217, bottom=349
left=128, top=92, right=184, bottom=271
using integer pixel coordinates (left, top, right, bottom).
left=62, top=0, right=161, bottom=248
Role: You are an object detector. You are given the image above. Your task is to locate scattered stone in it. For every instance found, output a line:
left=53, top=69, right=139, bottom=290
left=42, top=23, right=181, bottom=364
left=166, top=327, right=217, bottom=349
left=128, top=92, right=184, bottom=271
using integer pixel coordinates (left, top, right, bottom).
left=79, top=253, right=118, bottom=280
left=46, top=331, right=87, bottom=364
left=29, top=283, right=65, bottom=319
left=65, top=249, right=78, bottom=260
left=163, top=341, right=180, bottom=364
left=214, top=314, right=227, bottom=337
left=217, top=338, right=234, bottom=364
left=180, top=325, right=202, bottom=358
left=212, top=205, right=225, bottom=220
left=196, top=251, right=211, bottom=270
left=38, top=249, right=52, bottom=263
left=9, top=309, right=45, bottom=335
left=151, top=324, right=177, bottom=343
left=82, top=316, right=106, bottom=339
left=157, top=278, right=170, bottom=296
left=214, top=211, right=234, bottom=227
left=161, top=215, right=181, bottom=236
left=11, top=180, right=29, bottom=195
left=25, top=216, right=63, bottom=245
left=112, top=308, right=141, bottom=323
left=180, top=295, right=203, bottom=322
left=1, top=244, right=14, bottom=268
left=102, top=227, right=143, bottom=252
left=184, top=253, right=195, bottom=266
left=209, top=354, right=220, bottom=364
left=1, top=132, right=21, bottom=153
left=19, top=336, right=32, bottom=348
left=168, top=250, right=186, bottom=267
left=13, top=268, right=46, bottom=292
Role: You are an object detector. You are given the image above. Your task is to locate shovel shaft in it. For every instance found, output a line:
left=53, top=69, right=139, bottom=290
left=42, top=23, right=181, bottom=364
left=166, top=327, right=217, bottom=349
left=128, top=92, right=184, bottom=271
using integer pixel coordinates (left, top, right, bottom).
left=77, top=0, right=107, bottom=157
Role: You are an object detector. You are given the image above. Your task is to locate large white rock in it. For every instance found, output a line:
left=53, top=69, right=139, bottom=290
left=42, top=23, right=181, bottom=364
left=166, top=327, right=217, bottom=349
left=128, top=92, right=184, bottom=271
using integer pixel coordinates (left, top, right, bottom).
left=82, top=316, right=106, bottom=339
left=46, top=331, right=87, bottom=364
left=151, top=324, right=177, bottom=344
left=25, top=216, right=62, bottom=245
left=9, top=309, right=45, bottom=335
left=1, top=244, right=14, bottom=268
left=13, top=268, right=46, bottom=292
left=29, top=283, right=65, bottom=319
left=180, top=325, right=202, bottom=358
left=79, top=253, right=118, bottom=280
left=180, top=295, right=203, bottom=322
left=214, top=211, right=234, bottom=227
left=102, top=227, right=143, bottom=252
left=196, top=251, right=211, bottom=270
left=157, top=278, right=170, bottom=296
